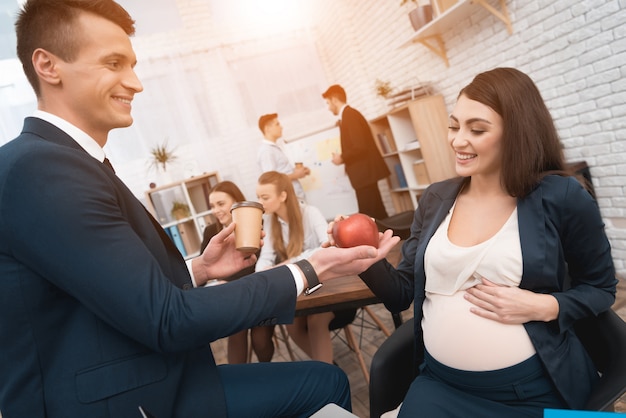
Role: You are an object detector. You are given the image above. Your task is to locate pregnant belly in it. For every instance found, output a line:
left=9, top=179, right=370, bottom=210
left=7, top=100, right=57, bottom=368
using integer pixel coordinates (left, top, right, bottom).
left=422, top=291, right=536, bottom=371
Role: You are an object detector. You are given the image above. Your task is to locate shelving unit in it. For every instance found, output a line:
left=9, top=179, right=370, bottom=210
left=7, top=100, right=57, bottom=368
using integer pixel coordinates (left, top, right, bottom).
left=399, top=0, right=513, bottom=66
left=371, top=95, right=456, bottom=212
left=144, top=172, right=220, bottom=259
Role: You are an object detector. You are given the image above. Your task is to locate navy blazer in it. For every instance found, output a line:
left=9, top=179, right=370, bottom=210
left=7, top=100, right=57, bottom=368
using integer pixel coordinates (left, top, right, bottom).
left=339, top=106, right=390, bottom=189
left=360, top=176, right=616, bottom=409
left=0, top=118, right=297, bottom=417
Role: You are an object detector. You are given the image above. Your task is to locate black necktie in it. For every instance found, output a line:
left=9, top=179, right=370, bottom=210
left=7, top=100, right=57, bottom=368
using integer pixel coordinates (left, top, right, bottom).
left=102, top=155, right=187, bottom=286
left=103, top=157, right=115, bottom=173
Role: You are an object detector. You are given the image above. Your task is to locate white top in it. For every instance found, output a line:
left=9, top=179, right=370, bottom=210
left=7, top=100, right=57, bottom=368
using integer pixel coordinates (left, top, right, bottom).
left=255, top=204, right=327, bottom=271
left=256, top=139, right=306, bottom=202
left=33, top=110, right=105, bottom=162
left=422, top=203, right=536, bottom=371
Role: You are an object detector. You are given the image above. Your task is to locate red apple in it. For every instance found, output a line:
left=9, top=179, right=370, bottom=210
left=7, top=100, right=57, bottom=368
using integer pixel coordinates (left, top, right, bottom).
left=332, top=213, right=379, bottom=248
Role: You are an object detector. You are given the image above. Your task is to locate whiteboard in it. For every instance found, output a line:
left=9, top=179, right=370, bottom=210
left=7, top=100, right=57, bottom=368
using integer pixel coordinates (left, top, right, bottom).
left=284, top=126, right=358, bottom=220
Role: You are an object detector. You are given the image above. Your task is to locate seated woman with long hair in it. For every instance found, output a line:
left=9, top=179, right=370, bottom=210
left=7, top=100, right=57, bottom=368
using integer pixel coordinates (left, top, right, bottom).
left=256, top=171, right=346, bottom=364
left=201, top=180, right=274, bottom=364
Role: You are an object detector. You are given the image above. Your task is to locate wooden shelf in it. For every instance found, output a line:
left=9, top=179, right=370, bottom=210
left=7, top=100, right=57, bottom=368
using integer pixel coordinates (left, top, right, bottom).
left=370, top=95, right=456, bottom=213
left=144, top=172, right=220, bottom=259
left=399, top=0, right=513, bottom=66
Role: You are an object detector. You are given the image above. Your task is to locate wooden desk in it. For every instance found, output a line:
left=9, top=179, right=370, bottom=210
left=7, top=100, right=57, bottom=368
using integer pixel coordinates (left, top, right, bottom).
left=295, top=275, right=379, bottom=317
left=292, top=244, right=402, bottom=383
left=295, top=274, right=391, bottom=383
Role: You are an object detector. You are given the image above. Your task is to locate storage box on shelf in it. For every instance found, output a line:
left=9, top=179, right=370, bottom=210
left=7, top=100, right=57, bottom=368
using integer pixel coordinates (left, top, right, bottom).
left=144, top=172, right=220, bottom=259
left=370, top=95, right=456, bottom=212
left=399, top=0, right=513, bottom=67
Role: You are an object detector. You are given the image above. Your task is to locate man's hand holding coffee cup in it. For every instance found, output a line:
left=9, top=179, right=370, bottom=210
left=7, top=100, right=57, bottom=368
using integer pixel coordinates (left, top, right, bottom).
left=192, top=223, right=261, bottom=286
left=293, top=162, right=310, bottom=178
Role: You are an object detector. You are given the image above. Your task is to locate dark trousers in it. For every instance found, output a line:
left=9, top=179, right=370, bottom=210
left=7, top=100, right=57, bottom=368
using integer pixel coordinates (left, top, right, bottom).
left=354, top=182, right=388, bottom=220
left=398, top=351, right=565, bottom=418
left=218, top=360, right=351, bottom=417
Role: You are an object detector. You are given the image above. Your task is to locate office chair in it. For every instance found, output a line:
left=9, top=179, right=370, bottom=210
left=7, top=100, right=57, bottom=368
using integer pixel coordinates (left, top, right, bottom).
left=369, top=308, right=626, bottom=418
left=375, top=210, right=414, bottom=241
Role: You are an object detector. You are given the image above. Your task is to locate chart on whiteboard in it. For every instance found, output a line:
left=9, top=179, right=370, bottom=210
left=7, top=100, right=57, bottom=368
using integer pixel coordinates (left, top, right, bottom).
left=285, top=126, right=358, bottom=220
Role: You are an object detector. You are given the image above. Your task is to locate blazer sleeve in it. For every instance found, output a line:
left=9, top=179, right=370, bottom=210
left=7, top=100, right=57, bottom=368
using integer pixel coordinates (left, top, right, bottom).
left=3, top=146, right=297, bottom=353
left=359, top=190, right=436, bottom=313
left=549, top=177, right=617, bottom=331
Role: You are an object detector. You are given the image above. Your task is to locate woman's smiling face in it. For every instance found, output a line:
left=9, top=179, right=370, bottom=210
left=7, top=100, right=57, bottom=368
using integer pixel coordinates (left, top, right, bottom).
left=209, top=191, right=236, bottom=226
left=448, top=94, right=504, bottom=180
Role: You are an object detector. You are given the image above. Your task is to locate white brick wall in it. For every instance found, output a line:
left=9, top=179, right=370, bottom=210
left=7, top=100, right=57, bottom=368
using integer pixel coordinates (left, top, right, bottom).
left=312, top=0, right=626, bottom=276
left=119, top=0, right=625, bottom=275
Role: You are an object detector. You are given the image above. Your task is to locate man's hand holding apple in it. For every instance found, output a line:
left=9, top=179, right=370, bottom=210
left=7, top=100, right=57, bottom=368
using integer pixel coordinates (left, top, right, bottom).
left=307, top=228, right=398, bottom=283
left=303, top=213, right=400, bottom=284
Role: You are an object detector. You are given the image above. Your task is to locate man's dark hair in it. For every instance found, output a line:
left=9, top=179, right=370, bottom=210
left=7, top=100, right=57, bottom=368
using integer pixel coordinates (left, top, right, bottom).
left=322, top=84, right=346, bottom=103
left=258, top=113, right=278, bottom=134
left=16, top=0, right=135, bottom=97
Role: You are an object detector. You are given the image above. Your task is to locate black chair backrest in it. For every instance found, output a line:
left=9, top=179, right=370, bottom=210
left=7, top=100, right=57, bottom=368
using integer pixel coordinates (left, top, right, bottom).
left=575, top=309, right=626, bottom=411
left=369, top=317, right=415, bottom=418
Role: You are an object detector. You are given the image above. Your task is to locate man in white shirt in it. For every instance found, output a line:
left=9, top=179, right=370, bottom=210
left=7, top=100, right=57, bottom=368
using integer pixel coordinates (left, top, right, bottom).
left=257, top=113, right=310, bottom=202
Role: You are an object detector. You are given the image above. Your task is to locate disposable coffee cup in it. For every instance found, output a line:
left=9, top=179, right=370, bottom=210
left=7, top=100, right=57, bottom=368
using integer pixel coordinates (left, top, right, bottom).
left=230, top=201, right=264, bottom=252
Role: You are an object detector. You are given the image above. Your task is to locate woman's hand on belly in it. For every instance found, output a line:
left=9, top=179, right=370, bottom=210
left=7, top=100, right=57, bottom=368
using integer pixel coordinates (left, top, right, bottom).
left=464, top=277, right=559, bottom=323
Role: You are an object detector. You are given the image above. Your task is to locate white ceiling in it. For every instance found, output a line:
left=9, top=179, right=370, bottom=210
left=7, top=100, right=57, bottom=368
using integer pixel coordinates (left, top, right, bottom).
left=0, top=0, right=183, bottom=60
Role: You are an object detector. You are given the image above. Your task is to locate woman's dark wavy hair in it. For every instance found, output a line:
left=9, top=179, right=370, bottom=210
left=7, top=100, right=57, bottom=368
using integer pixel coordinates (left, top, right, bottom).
left=458, top=67, right=565, bottom=197
left=16, top=0, right=135, bottom=97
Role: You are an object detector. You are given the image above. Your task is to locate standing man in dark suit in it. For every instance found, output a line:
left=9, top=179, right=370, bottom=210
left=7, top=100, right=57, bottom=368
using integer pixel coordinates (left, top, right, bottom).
left=323, top=84, right=390, bottom=219
left=0, top=1, right=399, bottom=417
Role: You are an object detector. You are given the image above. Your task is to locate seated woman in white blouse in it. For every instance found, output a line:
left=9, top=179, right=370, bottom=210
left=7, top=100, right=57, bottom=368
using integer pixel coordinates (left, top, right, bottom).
left=334, top=67, right=617, bottom=418
left=256, top=171, right=347, bottom=364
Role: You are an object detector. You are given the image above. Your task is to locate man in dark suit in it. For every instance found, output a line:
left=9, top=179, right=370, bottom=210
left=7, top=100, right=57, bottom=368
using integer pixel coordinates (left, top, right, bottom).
left=323, top=84, right=390, bottom=219
left=0, top=1, right=398, bottom=417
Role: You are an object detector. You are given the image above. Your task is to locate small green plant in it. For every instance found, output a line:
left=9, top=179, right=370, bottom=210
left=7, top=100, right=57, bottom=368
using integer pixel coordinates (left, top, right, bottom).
left=170, top=201, right=191, bottom=219
left=375, top=79, right=393, bottom=98
left=149, top=141, right=177, bottom=172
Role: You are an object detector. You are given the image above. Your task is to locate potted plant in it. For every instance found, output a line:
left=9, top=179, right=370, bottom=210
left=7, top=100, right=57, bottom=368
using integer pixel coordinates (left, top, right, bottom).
left=401, top=0, right=433, bottom=31
left=170, top=201, right=191, bottom=220
left=375, top=79, right=393, bottom=99
left=149, top=141, right=177, bottom=173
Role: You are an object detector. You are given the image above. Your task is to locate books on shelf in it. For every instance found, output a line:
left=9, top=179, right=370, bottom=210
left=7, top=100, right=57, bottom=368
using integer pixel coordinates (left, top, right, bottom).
left=390, top=192, right=413, bottom=212
left=376, top=132, right=393, bottom=154
left=178, top=222, right=199, bottom=256
left=412, top=159, right=430, bottom=185
left=388, top=166, right=400, bottom=189
left=394, top=163, right=408, bottom=188
left=150, top=191, right=173, bottom=224
left=167, top=225, right=187, bottom=257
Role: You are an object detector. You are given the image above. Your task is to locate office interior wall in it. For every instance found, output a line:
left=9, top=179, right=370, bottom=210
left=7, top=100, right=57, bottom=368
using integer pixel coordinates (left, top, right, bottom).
left=312, top=0, right=625, bottom=274
left=1, top=0, right=623, bottom=273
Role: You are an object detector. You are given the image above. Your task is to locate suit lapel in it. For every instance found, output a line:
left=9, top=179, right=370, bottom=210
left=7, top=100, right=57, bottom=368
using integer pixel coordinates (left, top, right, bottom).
left=517, top=185, right=548, bottom=289
left=24, top=117, right=190, bottom=288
